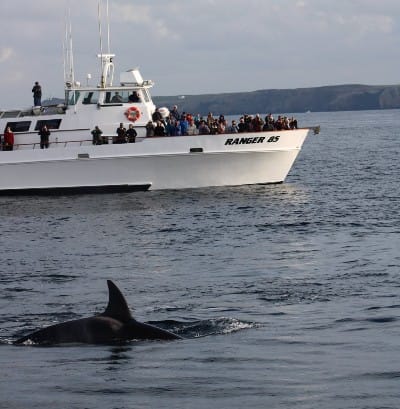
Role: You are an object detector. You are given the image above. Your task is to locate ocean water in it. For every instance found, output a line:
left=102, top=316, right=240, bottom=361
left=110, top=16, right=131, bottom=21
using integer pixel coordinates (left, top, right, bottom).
left=0, top=109, right=399, bottom=409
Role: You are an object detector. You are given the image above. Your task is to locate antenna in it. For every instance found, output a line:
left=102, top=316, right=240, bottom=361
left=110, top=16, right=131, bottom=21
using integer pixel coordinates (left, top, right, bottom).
left=62, top=1, right=77, bottom=110
left=98, top=0, right=104, bottom=87
left=65, top=3, right=75, bottom=87
left=106, top=0, right=111, bottom=55
left=97, top=0, right=115, bottom=88
left=63, top=9, right=67, bottom=84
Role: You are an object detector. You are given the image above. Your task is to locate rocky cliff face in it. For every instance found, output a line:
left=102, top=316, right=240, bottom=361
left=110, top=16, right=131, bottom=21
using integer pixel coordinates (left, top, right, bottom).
left=379, top=87, right=400, bottom=109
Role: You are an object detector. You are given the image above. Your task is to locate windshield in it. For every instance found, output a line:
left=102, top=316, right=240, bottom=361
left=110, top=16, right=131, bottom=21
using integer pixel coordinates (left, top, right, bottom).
left=66, top=91, right=81, bottom=106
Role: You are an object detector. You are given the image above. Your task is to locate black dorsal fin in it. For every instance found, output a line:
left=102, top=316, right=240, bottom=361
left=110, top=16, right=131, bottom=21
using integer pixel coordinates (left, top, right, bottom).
left=102, top=280, right=133, bottom=323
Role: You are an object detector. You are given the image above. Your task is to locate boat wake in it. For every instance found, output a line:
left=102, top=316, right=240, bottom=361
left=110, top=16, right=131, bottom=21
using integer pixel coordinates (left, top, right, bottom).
left=148, top=317, right=257, bottom=339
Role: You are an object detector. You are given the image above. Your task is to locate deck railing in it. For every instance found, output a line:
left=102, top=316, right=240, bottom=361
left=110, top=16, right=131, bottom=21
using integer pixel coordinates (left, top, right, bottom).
left=0, top=127, right=319, bottom=151
left=8, top=137, right=114, bottom=151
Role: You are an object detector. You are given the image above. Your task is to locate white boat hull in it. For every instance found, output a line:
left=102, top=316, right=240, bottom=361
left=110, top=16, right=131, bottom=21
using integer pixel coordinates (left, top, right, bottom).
left=0, top=12, right=317, bottom=195
left=0, top=130, right=309, bottom=193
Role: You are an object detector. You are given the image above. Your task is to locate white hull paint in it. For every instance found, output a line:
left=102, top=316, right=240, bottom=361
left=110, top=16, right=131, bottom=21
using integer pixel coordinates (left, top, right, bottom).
left=0, top=130, right=309, bottom=192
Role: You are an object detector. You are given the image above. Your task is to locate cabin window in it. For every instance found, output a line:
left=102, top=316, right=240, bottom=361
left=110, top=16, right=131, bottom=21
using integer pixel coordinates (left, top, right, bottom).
left=82, top=91, right=100, bottom=104
left=142, top=89, right=150, bottom=103
left=35, top=119, right=62, bottom=131
left=128, top=91, right=141, bottom=103
left=1, top=110, right=22, bottom=119
left=5, top=121, right=31, bottom=132
left=67, top=91, right=81, bottom=106
left=104, top=91, right=131, bottom=104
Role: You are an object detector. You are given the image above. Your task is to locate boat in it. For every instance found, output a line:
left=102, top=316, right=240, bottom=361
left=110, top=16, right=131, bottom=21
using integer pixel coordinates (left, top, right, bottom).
left=0, top=5, right=318, bottom=195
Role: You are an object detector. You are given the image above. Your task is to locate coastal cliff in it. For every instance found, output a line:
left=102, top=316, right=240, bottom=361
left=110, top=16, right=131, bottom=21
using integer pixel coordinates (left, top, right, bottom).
left=153, top=84, right=400, bottom=115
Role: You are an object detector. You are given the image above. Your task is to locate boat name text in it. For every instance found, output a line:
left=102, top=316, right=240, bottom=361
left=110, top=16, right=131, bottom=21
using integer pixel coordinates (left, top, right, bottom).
left=224, top=136, right=280, bottom=145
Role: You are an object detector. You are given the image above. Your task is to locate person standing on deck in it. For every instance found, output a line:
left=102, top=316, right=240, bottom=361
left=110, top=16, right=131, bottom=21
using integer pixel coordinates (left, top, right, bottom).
left=91, top=126, right=103, bottom=145
left=3, top=127, right=14, bottom=151
left=39, top=125, right=50, bottom=149
left=170, top=105, right=180, bottom=121
left=32, top=82, right=42, bottom=106
left=115, top=123, right=127, bottom=143
left=126, top=124, right=137, bottom=143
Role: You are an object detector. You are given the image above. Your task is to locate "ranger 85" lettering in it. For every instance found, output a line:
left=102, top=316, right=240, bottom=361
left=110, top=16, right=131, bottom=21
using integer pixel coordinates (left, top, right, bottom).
left=225, top=136, right=280, bottom=145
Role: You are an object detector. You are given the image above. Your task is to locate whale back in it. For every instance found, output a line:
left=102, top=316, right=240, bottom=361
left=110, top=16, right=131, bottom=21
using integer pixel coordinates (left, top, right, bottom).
left=14, top=280, right=182, bottom=345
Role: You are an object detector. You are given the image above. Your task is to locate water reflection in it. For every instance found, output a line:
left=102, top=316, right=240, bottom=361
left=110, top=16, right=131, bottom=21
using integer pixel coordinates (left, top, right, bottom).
left=105, top=345, right=133, bottom=371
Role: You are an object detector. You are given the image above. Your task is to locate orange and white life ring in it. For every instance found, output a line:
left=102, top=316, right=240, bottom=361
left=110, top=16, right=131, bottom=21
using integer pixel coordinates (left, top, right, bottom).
left=125, top=106, right=141, bottom=122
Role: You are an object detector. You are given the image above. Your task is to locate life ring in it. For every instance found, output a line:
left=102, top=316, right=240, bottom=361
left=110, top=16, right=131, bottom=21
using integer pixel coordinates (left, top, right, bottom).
left=125, top=106, right=141, bottom=122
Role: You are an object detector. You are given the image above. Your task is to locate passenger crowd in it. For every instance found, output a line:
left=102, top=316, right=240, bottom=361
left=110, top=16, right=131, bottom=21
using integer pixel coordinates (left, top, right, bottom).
left=90, top=106, right=299, bottom=145
left=145, top=106, right=298, bottom=137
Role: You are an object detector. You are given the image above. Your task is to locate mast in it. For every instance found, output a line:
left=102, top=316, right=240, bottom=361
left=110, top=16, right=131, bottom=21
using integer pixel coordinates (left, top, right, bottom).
left=98, top=0, right=114, bottom=88
left=64, top=2, right=75, bottom=87
left=64, top=1, right=77, bottom=108
left=98, top=0, right=104, bottom=86
left=106, top=0, right=111, bottom=55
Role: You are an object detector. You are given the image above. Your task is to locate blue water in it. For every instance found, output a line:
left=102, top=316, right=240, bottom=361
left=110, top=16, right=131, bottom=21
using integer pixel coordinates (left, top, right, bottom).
left=1, top=110, right=399, bottom=409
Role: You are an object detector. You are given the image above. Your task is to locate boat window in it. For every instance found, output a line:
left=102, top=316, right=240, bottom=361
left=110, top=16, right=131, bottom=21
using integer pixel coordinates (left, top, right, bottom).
left=104, top=91, right=131, bottom=104
left=128, top=91, right=141, bottom=103
left=5, top=121, right=31, bottom=132
left=121, top=91, right=131, bottom=103
left=67, top=91, right=80, bottom=105
left=142, top=89, right=150, bottom=103
left=82, top=91, right=100, bottom=104
left=35, top=119, right=62, bottom=131
left=1, top=110, right=22, bottom=118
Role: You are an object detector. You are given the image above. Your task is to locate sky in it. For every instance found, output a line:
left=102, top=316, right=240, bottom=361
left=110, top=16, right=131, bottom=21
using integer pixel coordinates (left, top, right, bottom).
left=1, top=0, right=400, bottom=109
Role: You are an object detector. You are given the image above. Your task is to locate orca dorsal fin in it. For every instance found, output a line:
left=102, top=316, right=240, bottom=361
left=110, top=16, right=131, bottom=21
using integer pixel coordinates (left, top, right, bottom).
left=102, top=280, right=133, bottom=323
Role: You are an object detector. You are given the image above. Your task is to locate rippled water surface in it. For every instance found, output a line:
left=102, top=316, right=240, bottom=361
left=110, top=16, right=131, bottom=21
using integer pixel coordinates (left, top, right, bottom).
left=1, top=110, right=399, bottom=409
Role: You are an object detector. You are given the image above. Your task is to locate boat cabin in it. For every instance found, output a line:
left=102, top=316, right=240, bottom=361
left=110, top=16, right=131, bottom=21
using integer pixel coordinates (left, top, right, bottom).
left=0, top=58, right=157, bottom=149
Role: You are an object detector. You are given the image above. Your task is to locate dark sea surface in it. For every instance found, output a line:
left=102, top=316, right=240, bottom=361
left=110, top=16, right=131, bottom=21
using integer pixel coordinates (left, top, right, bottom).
left=0, top=109, right=399, bottom=409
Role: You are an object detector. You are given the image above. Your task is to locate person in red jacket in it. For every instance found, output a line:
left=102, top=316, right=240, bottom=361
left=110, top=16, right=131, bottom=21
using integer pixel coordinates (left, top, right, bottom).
left=3, top=127, right=14, bottom=151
